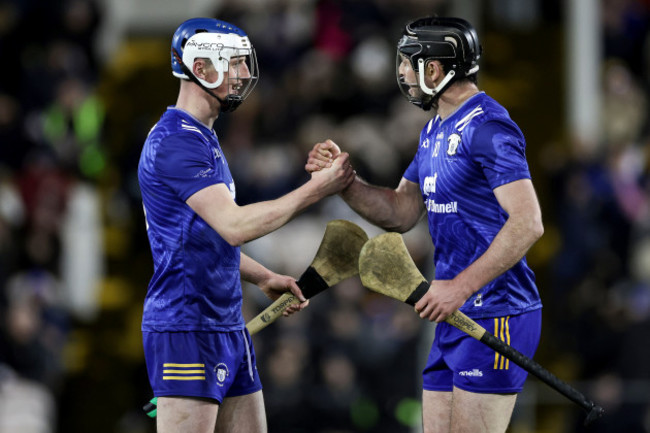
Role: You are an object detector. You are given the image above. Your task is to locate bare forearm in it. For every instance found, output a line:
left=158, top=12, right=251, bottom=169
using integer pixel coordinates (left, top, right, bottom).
left=240, top=252, right=304, bottom=305
left=240, top=253, right=272, bottom=285
left=231, top=182, right=323, bottom=245
left=340, top=177, right=423, bottom=232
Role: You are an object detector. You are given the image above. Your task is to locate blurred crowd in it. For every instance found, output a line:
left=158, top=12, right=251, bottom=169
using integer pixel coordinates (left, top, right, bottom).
left=1, top=0, right=650, bottom=432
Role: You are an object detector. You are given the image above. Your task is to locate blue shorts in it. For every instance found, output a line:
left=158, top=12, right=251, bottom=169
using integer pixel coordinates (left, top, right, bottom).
left=423, top=309, right=541, bottom=394
left=143, top=329, right=262, bottom=403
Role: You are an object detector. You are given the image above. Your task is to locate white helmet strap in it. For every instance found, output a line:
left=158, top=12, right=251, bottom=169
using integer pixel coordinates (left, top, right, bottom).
left=193, top=60, right=227, bottom=90
left=181, top=32, right=252, bottom=89
left=417, top=58, right=455, bottom=96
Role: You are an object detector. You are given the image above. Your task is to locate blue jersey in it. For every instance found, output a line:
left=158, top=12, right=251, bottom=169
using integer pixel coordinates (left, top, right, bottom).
left=403, top=92, right=541, bottom=319
left=138, top=107, right=244, bottom=332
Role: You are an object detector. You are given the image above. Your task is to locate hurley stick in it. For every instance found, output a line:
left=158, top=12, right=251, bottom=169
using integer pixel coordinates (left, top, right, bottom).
left=246, top=219, right=368, bottom=335
left=358, top=232, right=604, bottom=426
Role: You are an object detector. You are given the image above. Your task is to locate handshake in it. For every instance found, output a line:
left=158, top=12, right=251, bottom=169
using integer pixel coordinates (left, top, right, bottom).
left=303, top=140, right=356, bottom=198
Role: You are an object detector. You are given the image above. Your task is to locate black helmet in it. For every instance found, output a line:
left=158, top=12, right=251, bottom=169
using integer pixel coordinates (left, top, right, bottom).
left=396, top=17, right=482, bottom=110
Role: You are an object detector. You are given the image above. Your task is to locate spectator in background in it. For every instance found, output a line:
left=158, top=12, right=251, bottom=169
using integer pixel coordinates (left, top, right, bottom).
left=0, top=93, right=31, bottom=170
left=41, top=77, right=106, bottom=180
left=308, top=16, right=544, bottom=432
left=137, top=17, right=355, bottom=433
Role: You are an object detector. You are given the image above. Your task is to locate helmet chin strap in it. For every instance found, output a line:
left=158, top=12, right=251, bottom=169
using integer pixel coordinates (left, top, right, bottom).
left=173, top=49, right=240, bottom=113
left=417, top=58, right=456, bottom=97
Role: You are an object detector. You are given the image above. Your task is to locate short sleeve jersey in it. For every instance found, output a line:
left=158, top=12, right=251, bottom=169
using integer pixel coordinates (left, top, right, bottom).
left=138, top=107, right=243, bottom=332
left=403, top=92, right=542, bottom=319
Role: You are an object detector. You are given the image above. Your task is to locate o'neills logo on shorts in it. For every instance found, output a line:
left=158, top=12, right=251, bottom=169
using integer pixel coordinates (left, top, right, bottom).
left=458, top=369, right=483, bottom=377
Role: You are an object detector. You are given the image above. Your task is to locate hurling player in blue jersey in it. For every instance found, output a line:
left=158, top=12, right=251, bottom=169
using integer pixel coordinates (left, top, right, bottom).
left=138, top=18, right=355, bottom=433
left=307, top=17, right=544, bottom=433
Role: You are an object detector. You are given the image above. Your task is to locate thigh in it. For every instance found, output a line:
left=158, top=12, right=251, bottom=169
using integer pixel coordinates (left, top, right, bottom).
left=450, top=387, right=517, bottom=433
left=422, top=389, right=452, bottom=433
left=157, top=396, right=219, bottom=433
left=215, top=390, right=266, bottom=433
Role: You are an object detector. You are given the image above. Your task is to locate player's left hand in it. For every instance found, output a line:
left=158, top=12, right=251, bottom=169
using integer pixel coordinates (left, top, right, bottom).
left=259, top=273, right=309, bottom=316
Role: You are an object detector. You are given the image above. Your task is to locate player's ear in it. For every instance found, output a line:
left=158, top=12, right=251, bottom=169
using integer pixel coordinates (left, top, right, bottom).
left=426, top=60, right=442, bottom=82
left=193, top=59, right=209, bottom=79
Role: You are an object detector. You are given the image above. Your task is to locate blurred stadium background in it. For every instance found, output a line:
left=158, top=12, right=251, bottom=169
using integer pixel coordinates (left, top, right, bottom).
left=0, top=0, right=649, bottom=432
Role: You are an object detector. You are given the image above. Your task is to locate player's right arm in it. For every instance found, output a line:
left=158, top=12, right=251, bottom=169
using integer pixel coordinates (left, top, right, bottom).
left=186, top=155, right=355, bottom=246
left=307, top=140, right=424, bottom=233
left=151, top=131, right=354, bottom=247
left=341, top=176, right=423, bottom=233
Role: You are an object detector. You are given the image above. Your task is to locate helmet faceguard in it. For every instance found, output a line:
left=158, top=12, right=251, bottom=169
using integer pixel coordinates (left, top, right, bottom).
left=171, top=18, right=259, bottom=112
left=396, top=17, right=481, bottom=111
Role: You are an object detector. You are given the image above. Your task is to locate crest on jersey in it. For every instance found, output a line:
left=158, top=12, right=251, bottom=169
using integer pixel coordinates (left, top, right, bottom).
left=214, top=363, right=229, bottom=386
left=447, top=133, right=461, bottom=156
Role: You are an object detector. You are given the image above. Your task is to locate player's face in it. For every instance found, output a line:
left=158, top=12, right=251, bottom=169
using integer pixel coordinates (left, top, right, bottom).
left=226, top=56, right=251, bottom=94
left=398, top=55, right=418, bottom=97
left=210, top=56, right=250, bottom=99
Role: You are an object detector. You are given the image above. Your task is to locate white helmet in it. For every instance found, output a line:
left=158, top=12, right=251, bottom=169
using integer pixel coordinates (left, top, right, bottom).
left=171, top=18, right=259, bottom=112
